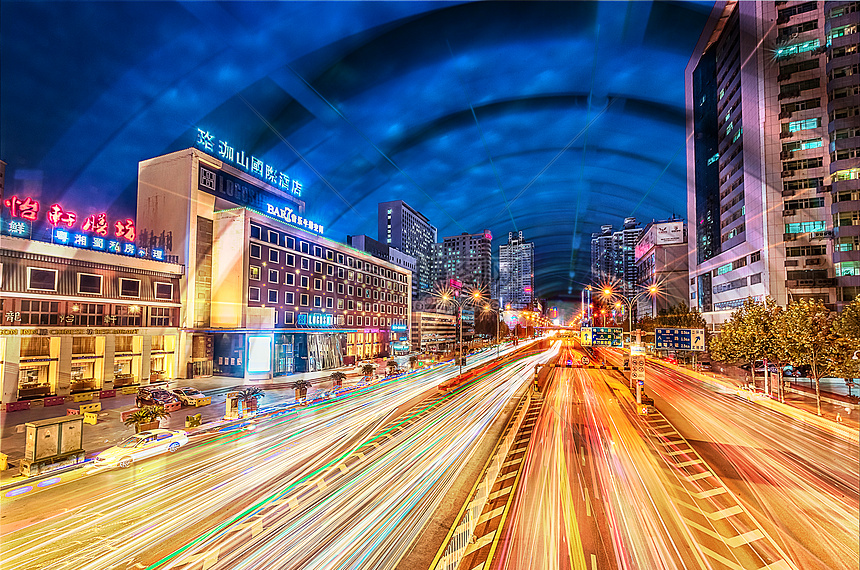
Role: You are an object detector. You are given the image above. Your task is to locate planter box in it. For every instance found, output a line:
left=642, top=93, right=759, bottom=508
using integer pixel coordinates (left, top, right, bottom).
left=136, top=421, right=160, bottom=433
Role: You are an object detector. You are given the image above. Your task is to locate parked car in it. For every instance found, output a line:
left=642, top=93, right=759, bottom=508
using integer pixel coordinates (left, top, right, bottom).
left=136, top=387, right=180, bottom=409
left=93, top=429, right=188, bottom=469
left=172, top=387, right=208, bottom=406
left=663, top=356, right=678, bottom=365
left=699, top=361, right=712, bottom=371
left=753, top=360, right=778, bottom=374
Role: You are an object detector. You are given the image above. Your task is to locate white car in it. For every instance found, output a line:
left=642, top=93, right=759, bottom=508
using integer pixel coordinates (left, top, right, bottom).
left=172, top=387, right=209, bottom=406
left=94, top=429, right=188, bottom=469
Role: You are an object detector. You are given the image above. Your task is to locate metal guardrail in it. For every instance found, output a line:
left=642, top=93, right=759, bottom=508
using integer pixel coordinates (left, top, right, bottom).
left=434, top=388, right=533, bottom=570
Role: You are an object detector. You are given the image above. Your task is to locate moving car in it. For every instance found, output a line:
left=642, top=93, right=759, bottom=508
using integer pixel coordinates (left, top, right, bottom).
left=172, top=387, right=209, bottom=406
left=136, top=387, right=180, bottom=409
left=93, top=429, right=188, bottom=469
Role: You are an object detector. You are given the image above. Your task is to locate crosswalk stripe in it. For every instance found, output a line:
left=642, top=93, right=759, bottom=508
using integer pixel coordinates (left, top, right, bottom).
left=693, top=487, right=727, bottom=499
left=684, top=471, right=714, bottom=482
left=501, top=457, right=523, bottom=468
left=487, top=485, right=514, bottom=501
left=463, top=530, right=496, bottom=556
left=725, top=529, right=764, bottom=548
left=476, top=506, right=505, bottom=525
left=674, top=459, right=705, bottom=467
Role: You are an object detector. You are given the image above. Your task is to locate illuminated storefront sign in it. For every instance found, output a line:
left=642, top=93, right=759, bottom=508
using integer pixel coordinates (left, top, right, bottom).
left=198, top=165, right=323, bottom=235
left=297, top=313, right=334, bottom=327
left=2, top=196, right=165, bottom=261
left=266, top=203, right=324, bottom=235
left=391, top=324, right=408, bottom=332
left=196, top=128, right=302, bottom=196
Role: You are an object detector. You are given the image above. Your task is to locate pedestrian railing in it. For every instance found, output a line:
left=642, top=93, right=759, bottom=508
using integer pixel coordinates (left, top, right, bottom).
left=434, top=388, right=532, bottom=570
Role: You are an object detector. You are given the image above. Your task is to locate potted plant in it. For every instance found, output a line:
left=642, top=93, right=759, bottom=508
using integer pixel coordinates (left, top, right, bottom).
left=239, top=387, right=265, bottom=413
left=409, top=356, right=418, bottom=370
left=330, top=371, right=346, bottom=389
left=361, top=364, right=375, bottom=382
left=124, top=405, right=170, bottom=432
left=386, top=360, right=398, bottom=375
left=290, top=379, right=312, bottom=405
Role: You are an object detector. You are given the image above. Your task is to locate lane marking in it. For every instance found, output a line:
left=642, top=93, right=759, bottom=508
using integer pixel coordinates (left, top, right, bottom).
left=501, top=457, right=523, bottom=468
left=581, top=446, right=586, bottom=466
left=495, top=471, right=518, bottom=484
left=476, top=506, right=505, bottom=525
left=584, top=485, right=592, bottom=517
left=684, top=471, right=714, bottom=482
left=665, top=449, right=694, bottom=456
left=487, top=485, right=514, bottom=501
left=693, top=487, right=727, bottom=499
left=464, top=530, right=495, bottom=556
left=674, top=459, right=705, bottom=467
left=725, top=529, right=764, bottom=548
left=591, top=553, right=598, bottom=570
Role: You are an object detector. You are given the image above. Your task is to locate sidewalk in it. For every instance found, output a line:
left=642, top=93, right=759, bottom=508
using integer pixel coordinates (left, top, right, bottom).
left=0, top=362, right=380, bottom=482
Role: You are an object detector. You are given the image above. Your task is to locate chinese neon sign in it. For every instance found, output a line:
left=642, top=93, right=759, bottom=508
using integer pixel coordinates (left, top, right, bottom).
left=2, top=195, right=165, bottom=262
left=196, top=128, right=302, bottom=196
left=265, top=203, right=324, bottom=235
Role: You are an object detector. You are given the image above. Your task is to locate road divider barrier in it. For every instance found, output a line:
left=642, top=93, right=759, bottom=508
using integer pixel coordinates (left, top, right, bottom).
left=83, top=412, right=98, bottom=425
left=99, top=389, right=116, bottom=399
left=164, top=401, right=182, bottom=413
left=79, top=402, right=101, bottom=414
left=4, top=401, right=31, bottom=413
left=120, top=386, right=138, bottom=395
left=433, top=389, right=534, bottom=570
left=192, top=396, right=212, bottom=407
left=70, top=392, right=94, bottom=403
left=44, top=396, right=65, bottom=407
left=185, top=413, right=202, bottom=428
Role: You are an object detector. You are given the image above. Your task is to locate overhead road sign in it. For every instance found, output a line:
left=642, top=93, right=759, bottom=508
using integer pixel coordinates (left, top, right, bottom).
left=581, top=327, right=622, bottom=348
left=655, top=328, right=705, bottom=351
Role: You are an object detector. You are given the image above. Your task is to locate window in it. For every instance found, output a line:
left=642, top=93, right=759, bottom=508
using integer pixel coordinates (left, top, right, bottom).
left=833, top=168, right=860, bottom=181
left=786, top=118, right=821, bottom=132
left=251, top=224, right=262, bottom=240
left=268, top=290, right=278, bottom=303
left=783, top=177, right=824, bottom=192
left=836, top=236, right=860, bottom=252
left=301, top=258, right=309, bottom=271
left=348, top=285, right=354, bottom=296
left=19, top=300, right=59, bottom=325
left=326, top=297, right=333, bottom=308
left=347, top=315, right=354, bottom=326
left=357, top=316, right=363, bottom=326
left=750, top=251, right=761, bottom=263
left=326, top=250, right=334, bottom=261
left=326, top=281, right=334, bottom=292
left=285, top=273, right=295, bottom=286
left=836, top=261, right=860, bottom=277
left=114, top=305, right=141, bottom=326
left=149, top=306, right=173, bottom=327
left=285, top=311, right=294, bottom=324
left=285, top=292, right=294, bottom=305
left=314, top=296, right=322, bottom=308
left=119, top=278, right=141, bottom=298
left=269, top=269, right=279, bottom=283
left=314, top=246, right=322, bottom=257
left=250, top=244, right=261, bottom=259
left=786, top=245, right=827, bottom=257
left=785, top=220, right=826, bottom=233
left=784, top=197, right=825, bottom=210
left=357, top=301, right=363, bottom=311
left=326, top=265, right=333, bottom=276
left=269, top=249, right=279, bottom=263
left=300, top=275, right=309, bottom=288
left=338, top=283, right=344, bottom=294
left=249, top=287, right=261, bottom=302
left=154, top=282, right=173, bottom=300
left=314, top=279, right=322, bottom=290
left=78, top=273, right=103, bottom=295
left=286, top=254, right=295, bottom=267
left=338, top=299, right=344, bottom=309
left=314, top=261, right=322, bottom=273
left=27, top=267, right=57, bottom=291
left=834, top=211, right=860, bottom=227
left=273, top=311, right=278, bottom=325
left=782, top=157, right=823, bottom=170
left=285, top=236, right=295, bottom=249
left=300, top=294, right=309, bottom=306
left=301, top=242, right=309, bottom=254
left=268, top=230, right=279, bottom=244
left=250, top=266, right=261, bottom=280
left=348, top=300, right=354, bottom=310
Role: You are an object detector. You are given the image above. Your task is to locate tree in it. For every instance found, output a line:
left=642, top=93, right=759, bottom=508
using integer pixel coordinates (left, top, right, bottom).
left=239, top=387, right=265, bottom=412
left=831, top=296, right=860, bottom=387
left=361, top=364, right=375, bottom=379
left=775, top=299, right=838, bottom=415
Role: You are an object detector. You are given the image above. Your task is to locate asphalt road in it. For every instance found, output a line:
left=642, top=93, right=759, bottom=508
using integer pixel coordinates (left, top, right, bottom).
left=0, top=340, right=558, bottom=570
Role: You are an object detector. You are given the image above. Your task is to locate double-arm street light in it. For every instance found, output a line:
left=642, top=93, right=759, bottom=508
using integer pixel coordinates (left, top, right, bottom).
left=474, top=294, right=502, bottom=359
left=600, top=283, right=660, bottom=340
left=439, top=288, right=483, bottom=377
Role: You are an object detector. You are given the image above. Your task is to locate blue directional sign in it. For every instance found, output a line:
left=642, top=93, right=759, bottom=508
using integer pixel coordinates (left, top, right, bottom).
left=591, top=327, right=623, bottom=348
left=655, top=328, right=705, bottom=351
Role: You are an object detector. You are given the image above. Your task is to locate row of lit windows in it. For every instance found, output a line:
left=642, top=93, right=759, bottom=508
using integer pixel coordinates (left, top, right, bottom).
left=18, top=266, right=173, bottom=300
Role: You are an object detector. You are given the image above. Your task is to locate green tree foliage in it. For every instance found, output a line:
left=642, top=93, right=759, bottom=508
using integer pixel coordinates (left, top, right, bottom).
left=832, top=296, right=860, bottom=382
left=775, top=299, right=838, bottom=415
left=123, top=405, right=170, bottom=428
left=239, top=386, right=265, bottom=401
left=361, top=364, right=375, bottom=378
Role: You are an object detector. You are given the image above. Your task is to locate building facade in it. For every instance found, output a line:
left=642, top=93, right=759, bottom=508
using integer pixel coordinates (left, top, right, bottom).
left=431, top=230, right=493, bottom=293
left=590, top=218, right=642, bottom=295
left=687, top=1, right=859, bottom=327
left=1, top=237, right=183, bottom=404
left=634, top=220, right=689, bottom=318
left=498, top=231, right=534, bottom=310
left=411, top=311, right=456, bottom=353
left=378, top=200, right=437, bottom=299
left=137, top=148, right=411, bottom=381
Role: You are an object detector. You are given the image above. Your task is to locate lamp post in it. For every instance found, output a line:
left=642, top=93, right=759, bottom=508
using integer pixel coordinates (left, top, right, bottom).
left=601, top=283, right=660, bottom=340
left=439, top=288, right=482, bottom=377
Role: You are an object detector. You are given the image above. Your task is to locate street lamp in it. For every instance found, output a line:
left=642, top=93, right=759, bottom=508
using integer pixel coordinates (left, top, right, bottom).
left=437, top=286, right=481, bottom=377
left=601, top=283, right=660, bottom=339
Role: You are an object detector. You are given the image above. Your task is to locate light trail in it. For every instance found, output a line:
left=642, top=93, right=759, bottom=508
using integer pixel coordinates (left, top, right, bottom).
left=0, top=340, right=559, bottom=570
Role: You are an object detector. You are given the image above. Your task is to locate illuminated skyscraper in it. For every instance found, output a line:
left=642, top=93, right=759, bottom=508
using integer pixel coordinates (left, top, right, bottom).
left=498, top=231, right=534, bottom=310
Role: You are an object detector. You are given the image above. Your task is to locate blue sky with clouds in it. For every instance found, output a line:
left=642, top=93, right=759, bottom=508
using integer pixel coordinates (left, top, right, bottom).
left=1, top=1, right=713, bottom=301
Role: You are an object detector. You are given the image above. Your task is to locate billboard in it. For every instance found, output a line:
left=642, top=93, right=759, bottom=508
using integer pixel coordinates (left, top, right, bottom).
left=655, top=221, right=685, bottom=245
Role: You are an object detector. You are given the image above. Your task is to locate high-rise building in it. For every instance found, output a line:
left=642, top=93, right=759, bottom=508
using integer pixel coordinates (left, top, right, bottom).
left=378, top=200, right=437, bottom=299
left=590, top=218, right=641, bottom=295
left=634, top=219, right=689, bottom=318
left=686, top=1, right=859, bottom=327
left=431, top=230, right=493, bottom=293
left=498, top=231, right=534, bottom=310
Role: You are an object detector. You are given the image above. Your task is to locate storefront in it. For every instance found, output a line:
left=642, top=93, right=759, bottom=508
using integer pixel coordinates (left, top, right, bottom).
left=70, top=335, right=104, bottom=393
left=17, top=337, right=57, bottom=399
left=113, top=334, right=142, bottom=387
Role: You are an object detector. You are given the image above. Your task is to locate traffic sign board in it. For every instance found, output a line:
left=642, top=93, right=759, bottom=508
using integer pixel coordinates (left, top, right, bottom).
left=655, top=328, right=705, bottom=351
left=581, top=327, right=623, bottom=348
left=581, top=356, right=589, bottom=365
left=630, top=354, right=646, bottom=385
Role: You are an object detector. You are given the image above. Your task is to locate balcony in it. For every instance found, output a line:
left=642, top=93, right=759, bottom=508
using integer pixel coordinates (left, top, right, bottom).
left=778, top=89, right=801, bottom=100
left=779, top=110, right=792, bottom=119
left=783, top=233, right=798, bottom=241
left=781, top=189, right=795, bottom=197
left=780, top=150, right=793, bottom=160
left=810, top=230, right=834, bottom=240
left=816, top=184, right=832, bottom=194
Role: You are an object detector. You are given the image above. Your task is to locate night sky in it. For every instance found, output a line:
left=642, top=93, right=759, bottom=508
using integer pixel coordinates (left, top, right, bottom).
left=1, top=1, right=713, bottom=303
